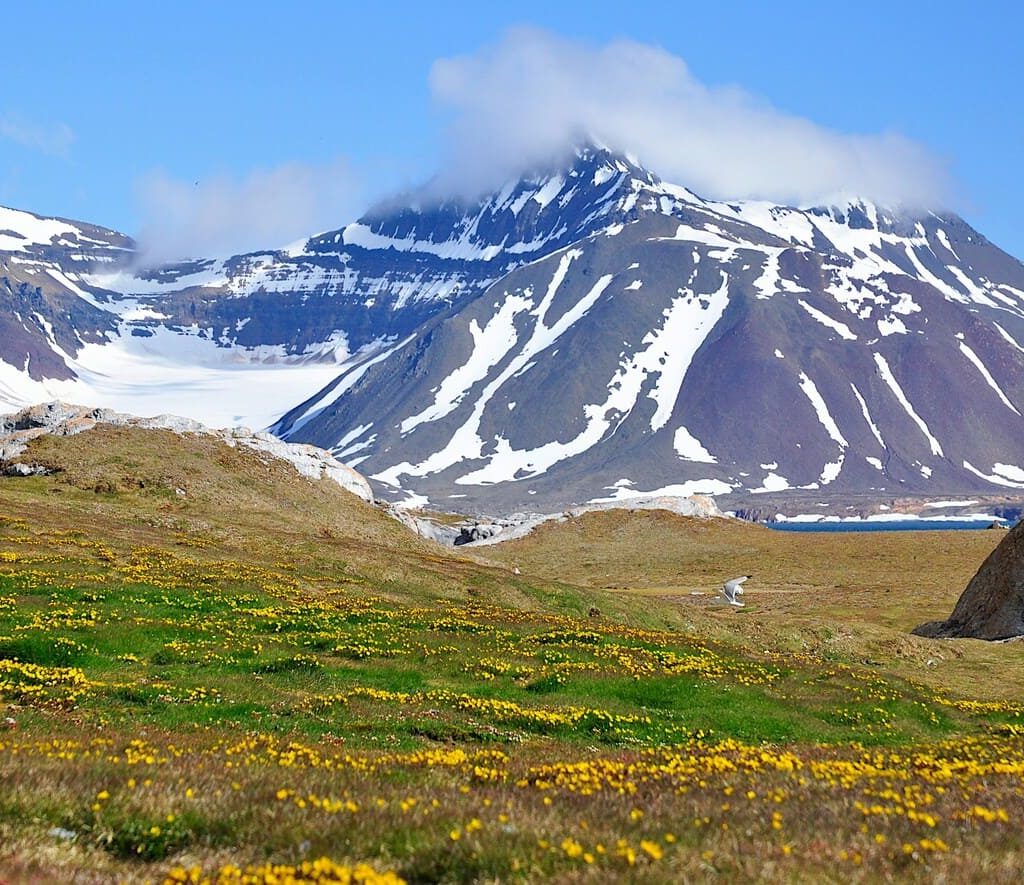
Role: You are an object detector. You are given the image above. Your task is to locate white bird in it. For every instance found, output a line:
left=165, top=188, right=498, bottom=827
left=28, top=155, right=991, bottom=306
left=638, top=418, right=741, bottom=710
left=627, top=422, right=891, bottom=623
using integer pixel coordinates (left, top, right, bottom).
left=721, top=575, right=751, bottom=607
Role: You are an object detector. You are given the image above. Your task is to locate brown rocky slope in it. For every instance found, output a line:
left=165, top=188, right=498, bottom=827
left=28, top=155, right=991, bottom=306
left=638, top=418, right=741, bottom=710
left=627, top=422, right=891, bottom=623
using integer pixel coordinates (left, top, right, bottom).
left=913, top=520, right=1024, bottom=640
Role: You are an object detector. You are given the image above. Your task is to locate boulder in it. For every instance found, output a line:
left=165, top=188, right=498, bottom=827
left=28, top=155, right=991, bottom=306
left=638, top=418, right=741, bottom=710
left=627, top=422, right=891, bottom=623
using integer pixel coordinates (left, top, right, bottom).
left=454, top=523, right=506, bottom=546
left=913, top=519, right=1024, bottom=640
left=3, top=462, right=49, bottom=477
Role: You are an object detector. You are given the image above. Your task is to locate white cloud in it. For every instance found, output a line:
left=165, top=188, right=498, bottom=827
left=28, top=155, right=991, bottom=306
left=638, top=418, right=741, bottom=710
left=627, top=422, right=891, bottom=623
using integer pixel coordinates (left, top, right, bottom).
left=134, top=159, right=365, bottom=263
left=429, top=28, right=951, bottom=208
left=0, top=114, right=74, bottom=157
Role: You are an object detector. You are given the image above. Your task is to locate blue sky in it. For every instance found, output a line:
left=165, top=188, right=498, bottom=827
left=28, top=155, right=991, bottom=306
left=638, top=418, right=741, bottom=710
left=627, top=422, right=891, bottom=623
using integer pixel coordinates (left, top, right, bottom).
left=1, top=1, right=1021, bottom=259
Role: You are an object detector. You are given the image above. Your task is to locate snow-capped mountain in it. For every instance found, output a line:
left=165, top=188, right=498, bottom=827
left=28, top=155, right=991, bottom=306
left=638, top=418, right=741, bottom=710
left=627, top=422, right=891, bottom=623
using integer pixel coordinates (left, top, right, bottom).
left=270, top=149, right=1024, bottom=513
left=0, top=147, right=658, bottom=427
left=0, top=206, right=129, bottom=386
left=3, top=145, right=1024, bottom=514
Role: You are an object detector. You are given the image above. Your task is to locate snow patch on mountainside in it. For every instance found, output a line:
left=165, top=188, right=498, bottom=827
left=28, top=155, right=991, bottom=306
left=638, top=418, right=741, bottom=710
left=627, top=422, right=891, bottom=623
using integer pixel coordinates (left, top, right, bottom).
left=589, top=480, right=733, bottom=503
left=400, top=294, right=531, bottom=434
left=850, top=383, right=886, bottom=448
left=873, top=353, right=944, bottom=457
left=797, top=372, right=848, bottom=448
left=959, top=341, right=1021, bottom=416
left=797, top=371, right=847, bottom=486
left=648, top=273, right=730, bottom=431
left=963, top=460, right=1024, bottom=489
left=751, top=473, right=792, bottom=494
left=798, top=300, right=857, bottom=341
left=673, top=426, right=717, bottom=463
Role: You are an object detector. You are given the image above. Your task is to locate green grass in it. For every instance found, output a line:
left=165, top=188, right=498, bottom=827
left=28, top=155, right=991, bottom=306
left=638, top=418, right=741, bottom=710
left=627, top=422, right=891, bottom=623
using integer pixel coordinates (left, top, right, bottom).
left=0, top=561, right=982, bottom=749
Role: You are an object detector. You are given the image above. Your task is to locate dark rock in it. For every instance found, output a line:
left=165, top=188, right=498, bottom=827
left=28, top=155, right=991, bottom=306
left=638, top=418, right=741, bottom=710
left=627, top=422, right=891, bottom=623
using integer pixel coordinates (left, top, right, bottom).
left=454, top=523, right=506, bottom=546
left=912, top=520, right=1024, bottom=640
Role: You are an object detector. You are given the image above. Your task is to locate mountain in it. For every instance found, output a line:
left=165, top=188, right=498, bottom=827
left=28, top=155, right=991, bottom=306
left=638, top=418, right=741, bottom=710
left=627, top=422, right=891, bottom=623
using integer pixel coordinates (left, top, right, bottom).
left=0, top=149, right=654, bottom=427
left=270, top=148, right=1024, bottom=513
left=2, top=146, right=1024, bottom=514
left=0, top=206, right=130, bottom=384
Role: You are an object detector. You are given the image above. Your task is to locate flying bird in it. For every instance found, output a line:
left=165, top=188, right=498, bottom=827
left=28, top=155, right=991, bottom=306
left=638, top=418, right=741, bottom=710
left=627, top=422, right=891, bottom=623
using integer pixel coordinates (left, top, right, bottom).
left=721, top=575, right=751, bottom=607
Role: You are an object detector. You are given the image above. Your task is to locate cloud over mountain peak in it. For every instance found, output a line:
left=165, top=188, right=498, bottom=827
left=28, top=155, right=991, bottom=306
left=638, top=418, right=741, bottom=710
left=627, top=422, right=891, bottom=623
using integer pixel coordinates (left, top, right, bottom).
left=430, top=28, right=951, bottom=209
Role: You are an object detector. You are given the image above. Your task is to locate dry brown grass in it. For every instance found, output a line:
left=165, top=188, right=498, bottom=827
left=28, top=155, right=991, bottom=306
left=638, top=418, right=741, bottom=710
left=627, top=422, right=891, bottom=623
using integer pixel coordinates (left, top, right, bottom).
left=475, top=509, right=1019, bottom=701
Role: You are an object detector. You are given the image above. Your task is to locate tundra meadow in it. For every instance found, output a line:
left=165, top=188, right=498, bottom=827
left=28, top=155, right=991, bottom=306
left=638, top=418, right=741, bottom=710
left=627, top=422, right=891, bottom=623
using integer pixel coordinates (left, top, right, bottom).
left=1, top=429, right=1023, bottom=883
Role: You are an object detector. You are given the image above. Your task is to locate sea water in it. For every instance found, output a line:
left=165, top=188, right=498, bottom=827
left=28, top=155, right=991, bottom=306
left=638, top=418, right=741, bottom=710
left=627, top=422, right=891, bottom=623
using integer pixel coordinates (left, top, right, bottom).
left=767, top=519, right=1012, bottom=533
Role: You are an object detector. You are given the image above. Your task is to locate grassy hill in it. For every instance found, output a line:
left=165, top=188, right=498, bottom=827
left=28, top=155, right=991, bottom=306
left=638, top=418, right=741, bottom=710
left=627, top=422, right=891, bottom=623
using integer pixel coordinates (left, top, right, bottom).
left=1, top=428, right=1023, bottom=883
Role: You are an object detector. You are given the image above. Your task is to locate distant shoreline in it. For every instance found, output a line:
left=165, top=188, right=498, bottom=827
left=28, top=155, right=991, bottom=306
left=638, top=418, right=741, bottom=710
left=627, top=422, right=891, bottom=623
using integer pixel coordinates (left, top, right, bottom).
left=767, top=517, right=1011, bottom=533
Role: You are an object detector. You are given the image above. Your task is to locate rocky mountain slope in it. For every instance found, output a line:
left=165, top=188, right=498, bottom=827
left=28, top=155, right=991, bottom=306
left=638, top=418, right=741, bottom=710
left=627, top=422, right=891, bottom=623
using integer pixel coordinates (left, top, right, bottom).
left=2, top=146, right=1024, bottom=514
left=0, top=207, right=129, bottom=387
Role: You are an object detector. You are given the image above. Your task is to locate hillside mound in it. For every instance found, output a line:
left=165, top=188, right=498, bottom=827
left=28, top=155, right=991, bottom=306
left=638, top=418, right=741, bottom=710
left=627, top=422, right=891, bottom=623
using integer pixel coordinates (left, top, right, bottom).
left=475, top=508, right=770, bottom=590
left=913, top=519, right=1024, bottom=640
left=0, top=410, right=495, bottom=604
left=0, top=401, right=373, bottom=501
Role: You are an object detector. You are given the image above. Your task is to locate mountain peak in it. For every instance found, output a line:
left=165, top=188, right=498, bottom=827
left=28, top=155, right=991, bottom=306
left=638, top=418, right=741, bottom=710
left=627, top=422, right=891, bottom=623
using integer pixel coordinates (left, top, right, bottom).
left=326, top=142, right=664, bottom=264
left=567, top=141, right=656, bottom=182
left=0, top=203, right=131, bottom=257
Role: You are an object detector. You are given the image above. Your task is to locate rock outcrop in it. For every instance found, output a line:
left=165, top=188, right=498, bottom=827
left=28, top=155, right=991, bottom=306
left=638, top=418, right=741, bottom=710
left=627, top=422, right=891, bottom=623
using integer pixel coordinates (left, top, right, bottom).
left=913, top=519, right=1024, bottom=640
left=0, top=401, right=374, bottom=504
left=405, top=493, right=726, bottom=548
